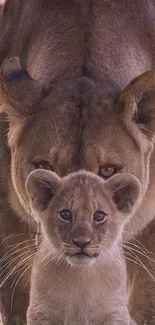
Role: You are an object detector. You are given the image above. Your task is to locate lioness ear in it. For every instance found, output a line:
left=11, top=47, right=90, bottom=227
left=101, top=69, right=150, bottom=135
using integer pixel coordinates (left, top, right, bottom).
left=104, top=173, right=140, bottom=214
left=0, top=57, right=44, bottom=118
left=26, top=170, right=60, bottom=213
left=120, top=71, right=155, bottom=139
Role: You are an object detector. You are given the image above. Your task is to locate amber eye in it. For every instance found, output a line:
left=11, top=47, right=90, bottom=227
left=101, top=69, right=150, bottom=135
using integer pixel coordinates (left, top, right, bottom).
left=93, top=211, right=107, bottom=224
left=99, top=165, right=116, bottom=179
left=34, top=161, right=53, bottom=171
left=59, top=209, right=73, bottom=223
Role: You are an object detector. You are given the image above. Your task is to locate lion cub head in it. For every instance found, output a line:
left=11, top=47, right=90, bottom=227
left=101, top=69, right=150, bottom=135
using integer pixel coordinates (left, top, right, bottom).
left=26, top=170, right=140, bottom=266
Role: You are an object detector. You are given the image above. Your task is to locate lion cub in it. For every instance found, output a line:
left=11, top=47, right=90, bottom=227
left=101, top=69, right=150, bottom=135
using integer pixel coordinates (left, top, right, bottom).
left=26, top=170, right=140, bottom=325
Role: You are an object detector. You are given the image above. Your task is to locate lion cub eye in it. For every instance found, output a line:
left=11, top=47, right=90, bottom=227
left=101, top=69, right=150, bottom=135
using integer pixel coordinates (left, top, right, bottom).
left=99, top=165, right=116, bottom=179
left=93, top=211, right=107, bottom=224
left=59, top=209, right=73, bottom=223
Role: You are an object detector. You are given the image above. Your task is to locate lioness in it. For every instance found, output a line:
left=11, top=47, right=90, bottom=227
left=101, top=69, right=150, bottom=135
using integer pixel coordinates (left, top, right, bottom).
left=26, top=170, right=140, bottom=325
left=1, top=1, right=155, bottom=324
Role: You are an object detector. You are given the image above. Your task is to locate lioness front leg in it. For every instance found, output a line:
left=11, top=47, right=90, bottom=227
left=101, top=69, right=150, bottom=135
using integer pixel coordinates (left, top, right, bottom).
left=127, top=222, right=155, bottom=325
left=103, top=312, right=136, bottom=325
left=103, top=321, right=130, bottom=325
left=27, top=310, right=57, bottom=325
left=104, top=320, right=136, bottom=325
left=27, top=317, right=56, bottom=325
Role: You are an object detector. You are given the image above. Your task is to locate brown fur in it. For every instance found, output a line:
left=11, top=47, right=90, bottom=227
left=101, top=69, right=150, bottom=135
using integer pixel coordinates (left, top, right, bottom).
left=26, top=170, right=140, bottom=325
left=1, top=1, right=155, bottom=324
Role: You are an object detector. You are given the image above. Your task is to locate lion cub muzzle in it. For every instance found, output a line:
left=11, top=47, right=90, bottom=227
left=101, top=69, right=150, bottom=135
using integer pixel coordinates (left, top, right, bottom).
left=62, top=222, right=100, bottom=266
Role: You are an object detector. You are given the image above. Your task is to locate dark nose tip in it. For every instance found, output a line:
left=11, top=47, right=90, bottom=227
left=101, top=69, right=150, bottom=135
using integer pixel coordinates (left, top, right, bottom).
left=72, top=237, right=91, bottom=249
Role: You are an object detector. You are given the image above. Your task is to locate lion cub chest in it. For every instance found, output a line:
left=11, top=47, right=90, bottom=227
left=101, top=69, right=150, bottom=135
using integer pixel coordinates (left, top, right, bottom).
left=28, top=247, right=128, bottom=325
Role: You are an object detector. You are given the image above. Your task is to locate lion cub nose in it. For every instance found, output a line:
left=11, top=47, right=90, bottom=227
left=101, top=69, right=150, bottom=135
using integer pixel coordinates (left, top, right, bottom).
left=72, top=237, right=91, bottom=249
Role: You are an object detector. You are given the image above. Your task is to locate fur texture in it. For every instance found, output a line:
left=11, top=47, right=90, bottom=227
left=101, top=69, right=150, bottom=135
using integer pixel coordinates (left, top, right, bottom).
left=0, top=1, right=155, bottom=324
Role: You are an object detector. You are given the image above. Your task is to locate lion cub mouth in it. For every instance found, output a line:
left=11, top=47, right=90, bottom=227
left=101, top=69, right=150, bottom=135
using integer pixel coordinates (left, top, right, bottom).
left=65, top=250, right=100, bottom=266
left=66, top=253, right=96, bottom=266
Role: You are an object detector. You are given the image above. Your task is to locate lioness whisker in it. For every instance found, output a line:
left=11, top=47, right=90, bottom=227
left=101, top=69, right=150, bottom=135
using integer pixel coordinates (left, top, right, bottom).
left=11, top=263, right=32, bottom=311
left=122, top=244, right=155, bottom=266
left=124, top=251, right=155, bottom=283
left=0, top=249, right=33, bottom=278
left=11, top=254, right=34, bottom=291
left=124, top=253, right=150, bottom=272
left=125, top=255, right=144, bottom=268
left=0, top=252, right=35, bottom=288
left=8, top=239, right=35, bottom=249
left=0, top=243, right=35, bottom=266
left=11, top=254, right=34, bottom=290
left=123, top=240, right=154, bottom=258
left=124, top=246, right=155, bottom=272
left=0, top=233, right=26, bottom=245
left=132, top=238, right=154, bottom=257
left=3, top=238, right=34, bottom=251
left=0, top=245, right=35, bottom=280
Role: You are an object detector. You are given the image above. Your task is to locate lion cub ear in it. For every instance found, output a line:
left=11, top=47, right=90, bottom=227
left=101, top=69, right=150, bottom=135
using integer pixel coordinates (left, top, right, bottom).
left=26, top=170, right=60, bottom=213
left=104, top=173, right=140, bottom=215
left=0, top=57, right=44, bottom=118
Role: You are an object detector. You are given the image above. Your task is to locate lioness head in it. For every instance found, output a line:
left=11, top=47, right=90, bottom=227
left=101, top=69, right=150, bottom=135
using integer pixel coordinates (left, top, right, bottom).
left=26, top=170, right=140, bottom=266
left=1, top=57, right=155, bottom=236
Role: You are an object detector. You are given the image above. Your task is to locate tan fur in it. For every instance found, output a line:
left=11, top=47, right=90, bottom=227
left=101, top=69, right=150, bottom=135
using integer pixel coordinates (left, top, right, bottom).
left=26, top=170, right=139, bottom=325
left=1, top=1, right=155, bottom=324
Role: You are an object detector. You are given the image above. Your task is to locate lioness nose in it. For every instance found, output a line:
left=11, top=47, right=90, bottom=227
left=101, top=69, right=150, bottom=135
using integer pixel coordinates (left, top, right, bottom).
left=72, top=237, right=91, bottom=248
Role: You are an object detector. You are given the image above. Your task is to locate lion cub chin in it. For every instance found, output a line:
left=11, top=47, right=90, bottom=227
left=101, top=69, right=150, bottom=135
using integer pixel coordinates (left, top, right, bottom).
left=26, top=170, right=139, bottom=325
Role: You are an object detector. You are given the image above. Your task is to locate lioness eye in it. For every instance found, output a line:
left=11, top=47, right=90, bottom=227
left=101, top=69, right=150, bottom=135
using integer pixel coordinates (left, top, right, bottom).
left=59, top=209, right=73, bottom=223
left=34, top=161, right=53, bottom=171
left=99, top=165, right=116, bottom=179
left=93, top=211, right=107, bottom=224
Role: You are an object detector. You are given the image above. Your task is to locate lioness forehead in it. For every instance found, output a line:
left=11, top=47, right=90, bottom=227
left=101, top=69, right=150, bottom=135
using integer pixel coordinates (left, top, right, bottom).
left=18, top=80, right=140, bottom=178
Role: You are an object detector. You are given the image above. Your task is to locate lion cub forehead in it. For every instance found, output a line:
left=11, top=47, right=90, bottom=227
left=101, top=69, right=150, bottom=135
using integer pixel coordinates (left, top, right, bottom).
left=55, top=171, right=106, bottom=212
left=61, top=171, right=105, bottom=196
left=63, top=170, right=104, bottom=184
